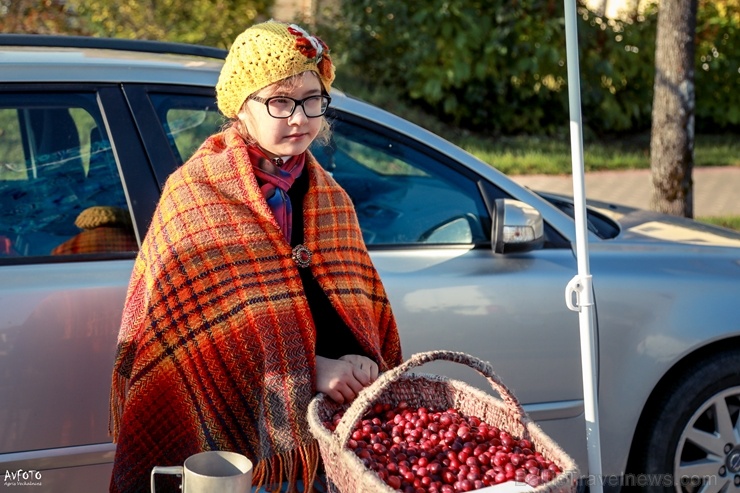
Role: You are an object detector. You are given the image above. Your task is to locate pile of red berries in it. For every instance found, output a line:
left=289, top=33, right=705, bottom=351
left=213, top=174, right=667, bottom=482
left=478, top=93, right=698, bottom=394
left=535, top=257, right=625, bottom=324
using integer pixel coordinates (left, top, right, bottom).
left=323, top=401, right=562, bottom=493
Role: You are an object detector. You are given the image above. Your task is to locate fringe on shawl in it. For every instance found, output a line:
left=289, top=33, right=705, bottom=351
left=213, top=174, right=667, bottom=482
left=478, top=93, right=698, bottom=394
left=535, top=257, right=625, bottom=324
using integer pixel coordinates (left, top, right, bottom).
left=111, top=381, right=321, bottom=493
left=252, top=440, right=321, bottom=493
left=108, top=370, right=128, bottom=441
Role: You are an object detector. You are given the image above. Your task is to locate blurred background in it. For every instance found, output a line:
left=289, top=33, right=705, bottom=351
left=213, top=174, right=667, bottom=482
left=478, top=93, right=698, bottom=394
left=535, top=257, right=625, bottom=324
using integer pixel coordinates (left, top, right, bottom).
left=1, top=0, right=739, bottom=226
left=3, top=0, right=737, bottom=137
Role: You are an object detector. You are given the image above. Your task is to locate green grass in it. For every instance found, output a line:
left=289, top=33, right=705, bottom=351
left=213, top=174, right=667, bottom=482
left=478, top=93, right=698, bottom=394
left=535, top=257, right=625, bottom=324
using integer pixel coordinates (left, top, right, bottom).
left=338, top=79, right=739, bottom=177
left=456, top=132, right=740, bottom=176
left=697, top=216, right=740, bottom=231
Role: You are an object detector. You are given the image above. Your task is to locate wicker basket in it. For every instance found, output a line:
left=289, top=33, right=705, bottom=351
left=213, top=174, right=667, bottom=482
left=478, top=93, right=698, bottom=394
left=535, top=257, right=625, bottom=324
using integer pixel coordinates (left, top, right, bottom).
left=307, top=350, right=580, bottom=493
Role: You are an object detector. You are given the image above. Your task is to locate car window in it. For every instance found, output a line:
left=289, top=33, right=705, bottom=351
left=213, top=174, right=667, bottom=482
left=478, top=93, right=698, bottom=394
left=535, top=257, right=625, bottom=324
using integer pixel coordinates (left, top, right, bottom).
left=148, top=93, right=224, bottom=165
left=311, top=117, right=490, bottom=246
left=144, top=94, right=491, bottom=247
left=0, top=93, right=136, bottom=258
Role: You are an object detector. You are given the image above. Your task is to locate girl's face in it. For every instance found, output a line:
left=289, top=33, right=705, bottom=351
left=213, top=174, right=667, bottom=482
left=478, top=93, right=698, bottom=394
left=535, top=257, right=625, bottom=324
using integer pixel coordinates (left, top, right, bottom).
left=240, top=71, right=325, bottom=159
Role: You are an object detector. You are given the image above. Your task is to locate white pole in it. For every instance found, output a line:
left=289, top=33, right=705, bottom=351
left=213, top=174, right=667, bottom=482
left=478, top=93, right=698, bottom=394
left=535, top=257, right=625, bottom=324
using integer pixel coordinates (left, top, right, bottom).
left=562, top=0, right=604, bottom=491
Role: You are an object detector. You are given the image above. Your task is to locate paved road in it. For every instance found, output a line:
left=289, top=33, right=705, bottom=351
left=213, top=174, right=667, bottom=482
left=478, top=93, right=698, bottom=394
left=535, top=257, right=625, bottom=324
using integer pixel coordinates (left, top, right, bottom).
left=510, top=166, right=740, bottom=217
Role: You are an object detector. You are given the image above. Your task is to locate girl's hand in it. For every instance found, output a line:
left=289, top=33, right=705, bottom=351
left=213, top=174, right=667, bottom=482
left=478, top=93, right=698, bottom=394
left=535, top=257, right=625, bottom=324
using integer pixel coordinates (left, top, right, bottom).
left=339, top=354, right=379, bottom=383
left=315, top=355, right=378, bottom=404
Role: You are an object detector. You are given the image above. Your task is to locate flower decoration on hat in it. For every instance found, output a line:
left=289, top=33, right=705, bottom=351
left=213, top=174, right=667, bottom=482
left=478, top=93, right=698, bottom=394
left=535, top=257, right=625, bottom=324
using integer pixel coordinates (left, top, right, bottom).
left=288, top=24, right=334, bottom=82
left=288, top=24, right=325, bottom=61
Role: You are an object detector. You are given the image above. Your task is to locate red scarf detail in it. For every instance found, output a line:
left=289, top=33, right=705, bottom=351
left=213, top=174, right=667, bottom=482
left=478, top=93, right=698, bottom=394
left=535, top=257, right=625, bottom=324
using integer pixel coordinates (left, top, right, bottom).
left=248, top=146, right=305, bottom=242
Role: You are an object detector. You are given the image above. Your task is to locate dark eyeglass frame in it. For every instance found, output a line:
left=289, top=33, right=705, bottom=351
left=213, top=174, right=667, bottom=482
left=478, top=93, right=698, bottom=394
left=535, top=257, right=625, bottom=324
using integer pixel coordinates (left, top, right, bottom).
left=248, top=94, right=332, bottom=119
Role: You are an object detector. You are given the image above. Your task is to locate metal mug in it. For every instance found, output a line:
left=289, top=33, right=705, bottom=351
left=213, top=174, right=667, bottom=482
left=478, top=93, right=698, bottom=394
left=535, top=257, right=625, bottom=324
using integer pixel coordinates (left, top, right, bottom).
left=151, top=450, right=253, bottom=493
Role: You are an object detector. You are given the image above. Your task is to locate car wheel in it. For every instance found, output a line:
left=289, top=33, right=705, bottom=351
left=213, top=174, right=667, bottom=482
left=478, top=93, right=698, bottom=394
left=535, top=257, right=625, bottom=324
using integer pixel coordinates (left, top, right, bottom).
left=632, top=349, right=740, bottom=493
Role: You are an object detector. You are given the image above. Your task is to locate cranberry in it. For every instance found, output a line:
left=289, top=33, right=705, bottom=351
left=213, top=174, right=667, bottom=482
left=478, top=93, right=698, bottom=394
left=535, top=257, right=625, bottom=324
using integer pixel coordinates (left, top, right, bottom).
left=526, top=473, right=542, bottom=487
left=322, top=402, right=562, bottom=491
left=458, top=479, right=473, bottom=491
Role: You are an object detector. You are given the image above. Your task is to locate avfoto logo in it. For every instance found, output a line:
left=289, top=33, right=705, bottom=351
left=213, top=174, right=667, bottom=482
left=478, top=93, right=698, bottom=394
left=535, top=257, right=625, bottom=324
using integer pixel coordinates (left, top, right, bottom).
left=4, top=469, right=42, bottom=487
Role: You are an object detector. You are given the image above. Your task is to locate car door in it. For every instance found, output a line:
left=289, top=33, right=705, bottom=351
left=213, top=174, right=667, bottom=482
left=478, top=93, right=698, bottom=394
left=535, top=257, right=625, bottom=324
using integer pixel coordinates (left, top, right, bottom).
left=122, top=84, right=224, bottom=189
left=124, top=87, right=589, bottom=469
left=0, top=85, right=152, bottom=491
left=311, top=112, right=588, bottom=469
left=127, top=88, right=586, bottom=421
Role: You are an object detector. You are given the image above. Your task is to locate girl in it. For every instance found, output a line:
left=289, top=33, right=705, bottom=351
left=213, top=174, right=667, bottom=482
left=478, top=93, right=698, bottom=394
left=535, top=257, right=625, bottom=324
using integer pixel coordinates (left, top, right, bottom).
left=110, top=20, right=402, bottom=493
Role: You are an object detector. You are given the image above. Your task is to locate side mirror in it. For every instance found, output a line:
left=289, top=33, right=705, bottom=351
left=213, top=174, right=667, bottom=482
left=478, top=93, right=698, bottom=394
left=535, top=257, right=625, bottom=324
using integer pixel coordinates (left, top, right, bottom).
left=491, top=198, right=545, bottom=254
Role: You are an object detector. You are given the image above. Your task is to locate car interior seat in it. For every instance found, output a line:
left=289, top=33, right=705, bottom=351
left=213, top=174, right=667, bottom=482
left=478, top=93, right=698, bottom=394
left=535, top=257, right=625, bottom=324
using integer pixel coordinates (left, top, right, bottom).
left=85, top=126, right=128, bottom=209
left=33, top=108, right=85, bottom=189
left=0, top=108, right=88, bottom=255
left=30, top=108, right=87, bottom=236
left=44, top=125, right=138, bottom=256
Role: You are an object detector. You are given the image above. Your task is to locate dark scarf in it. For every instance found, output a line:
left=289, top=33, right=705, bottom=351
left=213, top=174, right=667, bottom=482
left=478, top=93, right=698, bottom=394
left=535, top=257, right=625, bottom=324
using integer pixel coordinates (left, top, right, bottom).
left=248, top=146, right=305, bottom=242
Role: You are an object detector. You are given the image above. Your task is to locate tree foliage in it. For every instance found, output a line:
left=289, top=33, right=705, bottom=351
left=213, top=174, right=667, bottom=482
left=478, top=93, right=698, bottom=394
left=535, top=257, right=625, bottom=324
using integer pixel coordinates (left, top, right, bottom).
left=325, top=0, right=739, bottom=136
left=694, top=0, right=740, bottom=131
left=3, top=0, right=737, bottom=135
left=67, top=0, right=274, bottom=48
left=1, top=0, right=273, bottom=49
left=326, top=0, right=571, bottom=135
left=0, top=0, right=86, bottom=34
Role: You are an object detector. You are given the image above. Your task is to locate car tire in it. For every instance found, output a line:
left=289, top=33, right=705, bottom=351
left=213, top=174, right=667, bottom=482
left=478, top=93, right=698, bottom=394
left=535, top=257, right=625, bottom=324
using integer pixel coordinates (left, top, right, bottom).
left=631, top=349, right=740, bottom=493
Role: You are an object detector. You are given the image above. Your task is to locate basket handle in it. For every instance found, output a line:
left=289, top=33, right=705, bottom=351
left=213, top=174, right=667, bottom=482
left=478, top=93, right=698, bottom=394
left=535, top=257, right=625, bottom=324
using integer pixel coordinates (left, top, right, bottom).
left=333, top=350, right=527, bottom=446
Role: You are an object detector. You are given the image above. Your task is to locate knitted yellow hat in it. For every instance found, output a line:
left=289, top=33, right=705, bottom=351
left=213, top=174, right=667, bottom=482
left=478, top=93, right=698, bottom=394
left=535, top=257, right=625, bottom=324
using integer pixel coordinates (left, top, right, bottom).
left=216, top=20, right=335, bottom=119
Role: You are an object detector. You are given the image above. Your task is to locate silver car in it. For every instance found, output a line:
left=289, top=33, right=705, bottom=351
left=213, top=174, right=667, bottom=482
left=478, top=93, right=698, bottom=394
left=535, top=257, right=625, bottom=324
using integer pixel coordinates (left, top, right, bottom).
left=1, top=36, right=739, bottom=493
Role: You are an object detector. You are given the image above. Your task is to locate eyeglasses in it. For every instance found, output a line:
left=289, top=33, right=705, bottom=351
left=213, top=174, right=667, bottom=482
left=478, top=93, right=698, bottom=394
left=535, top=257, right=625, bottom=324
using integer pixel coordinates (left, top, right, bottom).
left=248, top=94, right=331, bottom=119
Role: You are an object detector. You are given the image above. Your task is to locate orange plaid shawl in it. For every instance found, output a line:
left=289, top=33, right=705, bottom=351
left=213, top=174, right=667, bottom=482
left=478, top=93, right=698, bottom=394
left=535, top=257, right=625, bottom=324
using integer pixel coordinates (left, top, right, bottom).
left=109, top=127, right=402, bottom=492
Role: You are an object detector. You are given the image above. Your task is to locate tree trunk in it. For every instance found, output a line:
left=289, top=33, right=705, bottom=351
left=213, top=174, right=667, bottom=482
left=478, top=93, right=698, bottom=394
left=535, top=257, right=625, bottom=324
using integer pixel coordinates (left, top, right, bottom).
left=649, top=0, right=698, bottom=218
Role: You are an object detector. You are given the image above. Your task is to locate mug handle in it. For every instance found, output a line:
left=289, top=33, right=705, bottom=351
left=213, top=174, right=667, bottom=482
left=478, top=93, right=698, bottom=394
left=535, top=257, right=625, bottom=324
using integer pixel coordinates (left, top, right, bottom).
left=150, top=465, right=183, bottom=492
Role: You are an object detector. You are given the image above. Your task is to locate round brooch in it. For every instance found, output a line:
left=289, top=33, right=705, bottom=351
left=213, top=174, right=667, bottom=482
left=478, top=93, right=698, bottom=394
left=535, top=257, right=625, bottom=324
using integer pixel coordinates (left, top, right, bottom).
left=292, top=244, right=312, bottom=268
